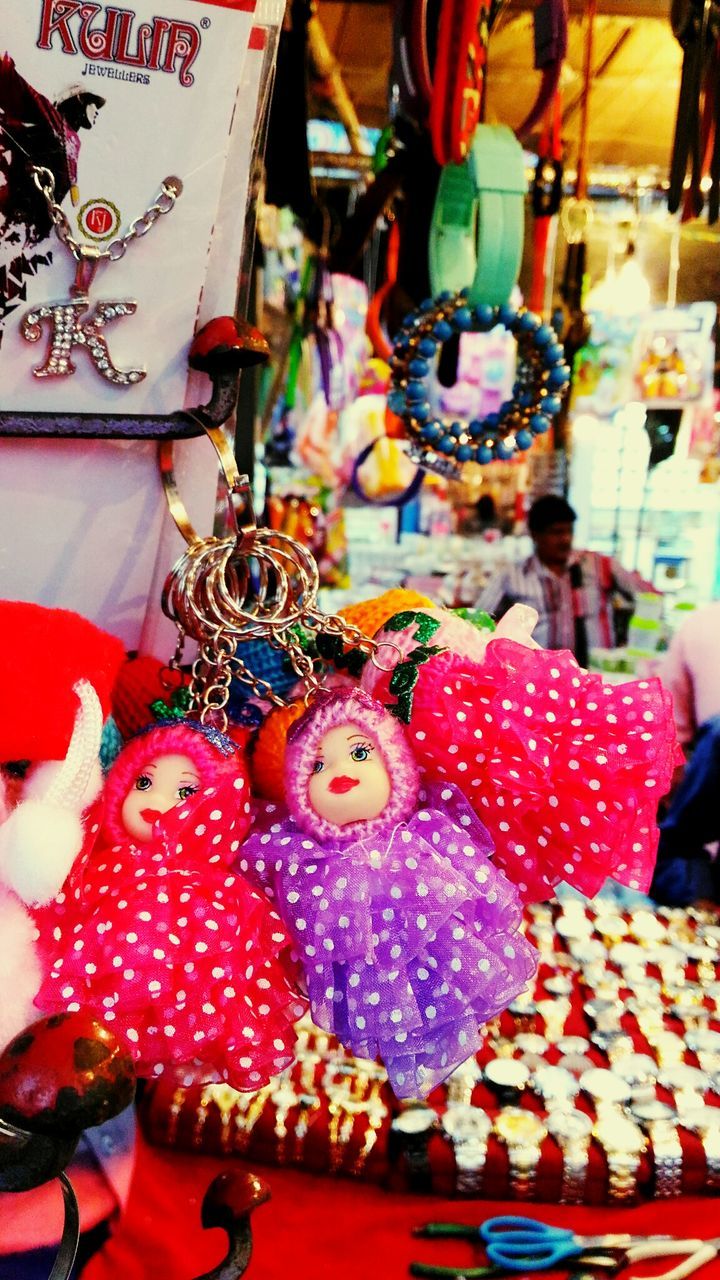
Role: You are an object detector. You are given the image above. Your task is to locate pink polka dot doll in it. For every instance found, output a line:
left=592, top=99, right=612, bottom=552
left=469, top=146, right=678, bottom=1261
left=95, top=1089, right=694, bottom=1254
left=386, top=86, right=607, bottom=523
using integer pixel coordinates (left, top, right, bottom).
left=242, top=687, right=537, bottom=1098
left=33, top=722, right=307, bottom=1090
left=362, top=605, right=680, bottom=903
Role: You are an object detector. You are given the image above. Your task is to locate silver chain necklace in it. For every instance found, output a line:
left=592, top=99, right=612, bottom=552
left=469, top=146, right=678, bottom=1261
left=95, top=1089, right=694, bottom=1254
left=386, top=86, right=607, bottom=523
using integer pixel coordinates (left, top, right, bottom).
left=21, top=166, right=183, bottom=386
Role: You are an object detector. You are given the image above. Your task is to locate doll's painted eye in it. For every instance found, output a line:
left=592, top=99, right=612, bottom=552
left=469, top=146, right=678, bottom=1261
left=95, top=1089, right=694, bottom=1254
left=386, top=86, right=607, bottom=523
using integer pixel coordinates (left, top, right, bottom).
left=312, top=760, right=324, bottom=774
left=135, top=774, right=152, bottom=792
left=350, top=744, right=372, bottom=762
left=177, top=784, right=198, bottom=800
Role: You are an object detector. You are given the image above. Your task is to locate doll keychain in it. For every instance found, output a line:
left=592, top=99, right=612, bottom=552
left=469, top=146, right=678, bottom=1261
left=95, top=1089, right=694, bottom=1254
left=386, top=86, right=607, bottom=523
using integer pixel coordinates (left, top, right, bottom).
left=33, top=717, right=308, bottom=1089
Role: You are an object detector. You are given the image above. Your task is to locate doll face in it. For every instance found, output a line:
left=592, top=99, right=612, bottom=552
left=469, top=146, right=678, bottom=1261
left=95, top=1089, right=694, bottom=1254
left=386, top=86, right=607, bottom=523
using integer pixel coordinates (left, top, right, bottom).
left=307, top=722, right=391, bottom=827
left=120, top=753, right=201, bottom=842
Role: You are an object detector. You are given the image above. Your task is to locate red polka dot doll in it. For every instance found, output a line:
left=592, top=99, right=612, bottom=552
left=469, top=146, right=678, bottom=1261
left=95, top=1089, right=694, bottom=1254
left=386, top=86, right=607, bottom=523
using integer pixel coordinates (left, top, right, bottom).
left=362, top=605, right=680, bottom=902
left=33, top=722, right=307, bottom=1089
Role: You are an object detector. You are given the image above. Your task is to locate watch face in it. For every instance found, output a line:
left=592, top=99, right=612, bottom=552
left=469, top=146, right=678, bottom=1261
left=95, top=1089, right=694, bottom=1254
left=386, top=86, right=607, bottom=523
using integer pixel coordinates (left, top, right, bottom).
left=570, top=939, right=607, bottom=964
left=594, top=914, right=628, bottom=940
left=686, top=1030, right=720, bottom=1055
left=629, top=911, right=666, bottom=943
left=593, top=1115, right=646, bottom=1155
left=658, top=1065, right=709, bottom=1094
left=393, top=1107, right=437, bottom=1135
left=533, top=1066, right=578, bottom=1100
left=558, top=1053, right=596, bottom=1079
left=545, top=1111, right=592, bottom=1143
left=610, top=941, right=647, bottom=968
left=513, top=1034, right=549, bottom=1055
left=441, top=1105, right=492, bottom=1142
left=544, top=975, right=573, bottom=996
left=631, top=1099, right=676, bottom=1124
left=557, top=1036, right=590, bottom=1055
left=494, top=1108, right=547, bottom=1146
left=580, top=1068, right=631, bottom=1105
left=615, top=1054, right=658, bottom=1087
left=556, top=916, right=593, bottom=941
left=679, top=1105, right=720, bottom=1134
left=484, top=1059, right=530, bottom=1091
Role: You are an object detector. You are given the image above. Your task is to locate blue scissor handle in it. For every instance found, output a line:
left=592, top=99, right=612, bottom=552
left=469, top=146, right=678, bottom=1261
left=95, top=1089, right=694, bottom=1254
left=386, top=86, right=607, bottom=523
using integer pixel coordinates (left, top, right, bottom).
left=480, top=1218, right=580, bottom=1273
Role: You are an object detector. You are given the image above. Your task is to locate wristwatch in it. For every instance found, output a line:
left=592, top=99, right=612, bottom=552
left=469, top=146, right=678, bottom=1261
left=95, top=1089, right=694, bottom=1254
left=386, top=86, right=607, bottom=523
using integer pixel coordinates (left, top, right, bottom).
left=484, top=1058, right=530, bottom=1104
left=592, top=1112, right=647, bottom=1203
left=494, top=1107, right=548, bottom=1200
left=594, top=913, right=629, bottom=945
left=446, top=1057, right=483, bottom=1107
left=631, top=1099, right=683, bottom=1198
left=657, top=1064, right=710, bottom=1115
left=614, top=1053, right=659, bottom=1091
left=629, top=910, right=667, bottom=945
left=679, top=1105, right=720, bottom=1189
left=579, top=1067, right=632, bottom=1110
left=556, top=1035, right=591, bottom=1056
left=390, top=1105, right=438, bottom=1192
left=536, top=997, right=571, bottom=1043
left=531, top=1065, right=579, bottom=1112
left=545, top=1110, right=592, bottom=1205
left=441, top=1105, right=492, bottom=1195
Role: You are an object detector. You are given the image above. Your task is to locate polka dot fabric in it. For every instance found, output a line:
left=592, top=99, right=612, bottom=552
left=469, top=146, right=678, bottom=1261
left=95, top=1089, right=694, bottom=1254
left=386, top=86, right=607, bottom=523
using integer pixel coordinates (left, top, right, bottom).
left=376, top=637, right=679, bottom=901
left=33, top=777, right=307, bottom=1089
left=241, top=781, right=537, bottom=1098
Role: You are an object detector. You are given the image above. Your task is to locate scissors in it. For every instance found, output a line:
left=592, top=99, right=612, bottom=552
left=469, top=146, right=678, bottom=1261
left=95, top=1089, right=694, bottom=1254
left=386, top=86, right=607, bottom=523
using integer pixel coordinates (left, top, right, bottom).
left=410, top=1216, right=675, bottom=1279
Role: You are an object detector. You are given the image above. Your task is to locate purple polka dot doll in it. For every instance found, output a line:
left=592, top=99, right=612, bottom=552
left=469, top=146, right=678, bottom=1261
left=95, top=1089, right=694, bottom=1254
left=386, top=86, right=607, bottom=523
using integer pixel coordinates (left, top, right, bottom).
left=243, top=687, right=537, bottom=1098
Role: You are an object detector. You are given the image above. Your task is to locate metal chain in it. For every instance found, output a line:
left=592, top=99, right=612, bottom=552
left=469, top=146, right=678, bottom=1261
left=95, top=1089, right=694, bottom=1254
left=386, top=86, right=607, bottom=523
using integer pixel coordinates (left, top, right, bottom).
left=31, top=166, right=182, bottom=263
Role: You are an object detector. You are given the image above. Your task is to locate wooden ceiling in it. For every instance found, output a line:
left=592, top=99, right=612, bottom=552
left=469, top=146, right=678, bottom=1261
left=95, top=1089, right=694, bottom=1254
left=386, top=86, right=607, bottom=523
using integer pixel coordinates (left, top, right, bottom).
left=315, top=1, right=683, bottom=174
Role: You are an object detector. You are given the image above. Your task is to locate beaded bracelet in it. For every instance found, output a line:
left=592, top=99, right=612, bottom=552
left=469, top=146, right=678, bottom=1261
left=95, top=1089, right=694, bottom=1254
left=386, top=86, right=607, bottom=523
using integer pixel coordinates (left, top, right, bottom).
left=387, top=291, right=570, bottom=474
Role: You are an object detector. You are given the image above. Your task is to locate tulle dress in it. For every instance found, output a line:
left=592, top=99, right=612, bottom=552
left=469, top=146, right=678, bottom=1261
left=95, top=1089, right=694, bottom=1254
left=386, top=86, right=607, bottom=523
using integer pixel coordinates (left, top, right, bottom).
left=34, top=775, right=307, bottom=1089
left=242, top=780, right=537, bottom=1098
left=362, top=608, right=679, bottom=902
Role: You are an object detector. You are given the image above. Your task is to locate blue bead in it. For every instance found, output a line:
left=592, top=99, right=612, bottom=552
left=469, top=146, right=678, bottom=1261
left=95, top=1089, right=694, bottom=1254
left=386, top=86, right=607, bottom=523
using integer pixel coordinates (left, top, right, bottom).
left=438, top=290, right=454, bottom=303
left=542, top=394, right=562, bottom=416
left=495, top=439, right=515, bottom=460
left=497, top=303, right=518, bottom=328
left=468, top=418, right=485, bottom=439
left=499, top=400, right=515, bottom=419
left=420, top=298, right=435, bottom=311
left=432, top=319, right=454, bottom=341
left=530, top=413, right=551, bottom=434
left=517, top=310, right=541, bottom=332
left=543, top=342, right=565, bottom=366
left=392, top=334, right=409, bottom=351
left=515, top=429, right=533, bottom=450
left=408, top=357, right=430, bottom=378
left=405, top=380, right=426, bottom=403
left=387, top=390, right=406, bottom=414
left=484, top=412, right=500, bottom=429
left=473, top=304, right=495, bottom=330
left=456, top=443, right=473, bottom=462
left=453, top=306, right=473, bottom=331
left=417, top=336, right=437, bottom=358
left=450, top=421, right=465, bottom=438
left=413, top=401, right=431, bottom=421
left=547, top=364, right=570, bottom=389
left=534, top=324, right=554, bottom=347
left=402, top=311, right=420, bottom=328
left=517, top=391, right=534, bottom=408
left=475, top=444, right=494, bottom=464
left=420, top=421, right=442, bottom=443
left=438, top=436, right=457, bottom=455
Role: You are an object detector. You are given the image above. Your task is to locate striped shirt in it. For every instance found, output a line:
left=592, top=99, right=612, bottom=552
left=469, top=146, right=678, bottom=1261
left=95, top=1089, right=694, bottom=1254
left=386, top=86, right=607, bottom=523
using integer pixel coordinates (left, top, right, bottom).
left=475, top=551, right=649, bottom=654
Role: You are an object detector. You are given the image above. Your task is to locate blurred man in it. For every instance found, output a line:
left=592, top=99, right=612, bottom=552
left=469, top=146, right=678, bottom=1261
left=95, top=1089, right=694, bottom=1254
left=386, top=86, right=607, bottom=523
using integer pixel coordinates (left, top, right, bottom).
left=476, top=494, right=653, bottom=664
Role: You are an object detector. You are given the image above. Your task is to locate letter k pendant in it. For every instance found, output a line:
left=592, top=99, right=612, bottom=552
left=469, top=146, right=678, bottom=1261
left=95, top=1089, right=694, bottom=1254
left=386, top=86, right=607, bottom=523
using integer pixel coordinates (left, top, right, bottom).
left=21, top=247, right=146, bottom=386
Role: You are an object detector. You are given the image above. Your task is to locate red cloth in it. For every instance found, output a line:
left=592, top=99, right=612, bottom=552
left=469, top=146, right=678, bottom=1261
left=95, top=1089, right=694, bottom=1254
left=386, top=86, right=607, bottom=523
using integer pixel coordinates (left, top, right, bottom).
left=84, top=1129, right=720, bottom=1280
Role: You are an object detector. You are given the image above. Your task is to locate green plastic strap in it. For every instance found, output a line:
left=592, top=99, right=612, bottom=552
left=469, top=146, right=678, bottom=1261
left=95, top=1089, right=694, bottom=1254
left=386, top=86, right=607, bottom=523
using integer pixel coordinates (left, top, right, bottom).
left=429, top=124, right=526, bottom=306
left=284, top=255, right=315, bottom=410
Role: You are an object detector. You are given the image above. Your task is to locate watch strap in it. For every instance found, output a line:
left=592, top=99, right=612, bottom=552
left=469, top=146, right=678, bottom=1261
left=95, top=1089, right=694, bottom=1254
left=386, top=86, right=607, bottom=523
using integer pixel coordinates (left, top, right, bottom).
left=429, top=125, right=526, bottom=306
left=649, top=1122, right=684, bottom=1198
left=558, top=1143, right=590, bottom=1205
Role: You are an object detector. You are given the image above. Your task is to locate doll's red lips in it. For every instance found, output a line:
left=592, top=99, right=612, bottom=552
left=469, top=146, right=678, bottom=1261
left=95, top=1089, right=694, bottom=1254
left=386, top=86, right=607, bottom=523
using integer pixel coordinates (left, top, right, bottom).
left=328, top=776, right=359, bottom=794
left=140, top=808, right=162, bottom=823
